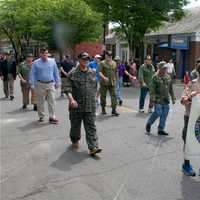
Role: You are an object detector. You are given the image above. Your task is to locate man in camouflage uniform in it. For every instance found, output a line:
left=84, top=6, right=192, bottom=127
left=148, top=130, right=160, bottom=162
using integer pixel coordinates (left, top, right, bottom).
left=180, top=63, right=200, bottom=176
left=146, top=61, right=176, bottom=136
left=18, top=53, right=37, bottom=110
left=99, top=51, right=119, bottom=116
left=138, top=55, right=155, bottom=113
left=64, top=52, right=102, bottom=156
left=190, top=57, right=200, bottom=80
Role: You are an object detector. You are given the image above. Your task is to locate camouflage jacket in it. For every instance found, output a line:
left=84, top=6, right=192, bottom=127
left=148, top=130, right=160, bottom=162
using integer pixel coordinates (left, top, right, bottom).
left=138, top=64, right=155, bottom=88
left=99, top=60, right=117, bottom=86
left=150, top=73, right=175, bottom=104
left=64, top=66, right=97, bottom=112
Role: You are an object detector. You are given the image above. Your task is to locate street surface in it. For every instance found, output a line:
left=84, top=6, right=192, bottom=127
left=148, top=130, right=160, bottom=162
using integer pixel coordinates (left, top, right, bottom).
left=0, top=80, right=200, bottom=200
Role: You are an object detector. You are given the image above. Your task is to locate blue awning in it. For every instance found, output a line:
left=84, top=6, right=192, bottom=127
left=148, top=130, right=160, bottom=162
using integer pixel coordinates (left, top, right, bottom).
left=158, top=43, right=169, bottom=48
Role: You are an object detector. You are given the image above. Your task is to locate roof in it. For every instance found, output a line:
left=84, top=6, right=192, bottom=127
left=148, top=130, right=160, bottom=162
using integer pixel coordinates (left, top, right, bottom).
left=147, top=7, right=200, bottom=36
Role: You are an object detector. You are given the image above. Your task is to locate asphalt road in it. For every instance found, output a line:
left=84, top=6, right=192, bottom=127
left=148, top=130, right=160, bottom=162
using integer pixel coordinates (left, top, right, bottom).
left=0, top=80, right=199, bottom=200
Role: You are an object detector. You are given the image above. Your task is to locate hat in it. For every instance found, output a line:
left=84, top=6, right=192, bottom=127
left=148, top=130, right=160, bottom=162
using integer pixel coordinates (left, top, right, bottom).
left=95, top=54, right=101, bottom=59
left=78, top=52, right=90, bottom=60
left=105, top=51, right=112, bottom=56
left=114, top=56, right=120, bottom=61
left=145, top=55, right=151, bottom=60
left=157, top=61, right=167, bottom=69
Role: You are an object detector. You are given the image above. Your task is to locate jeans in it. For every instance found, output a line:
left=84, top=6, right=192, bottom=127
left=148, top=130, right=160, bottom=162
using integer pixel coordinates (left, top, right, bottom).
left=116, top=76, right=123, bottom=102
left=147, top=103, right=170, bottom=131
left=139, top=87, right=153, bottom=110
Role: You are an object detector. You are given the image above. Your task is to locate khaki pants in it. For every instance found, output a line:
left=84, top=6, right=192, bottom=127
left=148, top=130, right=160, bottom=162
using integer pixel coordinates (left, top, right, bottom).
left=35, top=82, right=56, bottom=118
left=3, top=74, right=14, bottom=97
left=21, top=83, right=37, bottom=105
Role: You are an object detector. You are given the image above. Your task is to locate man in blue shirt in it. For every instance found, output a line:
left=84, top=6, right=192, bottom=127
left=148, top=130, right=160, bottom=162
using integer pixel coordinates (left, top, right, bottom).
left=88, top=54, right=101, bottom=114
left=29, top=47, right=60, bottom=124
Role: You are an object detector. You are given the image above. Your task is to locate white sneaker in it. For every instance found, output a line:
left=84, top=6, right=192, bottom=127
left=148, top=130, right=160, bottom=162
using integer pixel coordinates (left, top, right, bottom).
left=139, top=109, right=145, bottom=113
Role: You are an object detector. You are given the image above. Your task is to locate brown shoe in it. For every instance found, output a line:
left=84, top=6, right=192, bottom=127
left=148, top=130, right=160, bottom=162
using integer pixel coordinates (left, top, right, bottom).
left=49, top=117, right=59, bottom=124
left=89, top=148, right=102, bottom=156
left=71, top=142, right=79, bottom=150
left=38, top=117, right=44, bottom=123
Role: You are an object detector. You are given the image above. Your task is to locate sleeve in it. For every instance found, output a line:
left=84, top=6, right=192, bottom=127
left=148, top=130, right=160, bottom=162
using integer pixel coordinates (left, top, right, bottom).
left=99, top=62, right=104, bottom=73
left=138, top=66, right=144, bottom=84
left=53, top=61, right=60, bottom=84
left=150, top=76, right=156, bottom=102
left=29, top=62, right=36, bottom=87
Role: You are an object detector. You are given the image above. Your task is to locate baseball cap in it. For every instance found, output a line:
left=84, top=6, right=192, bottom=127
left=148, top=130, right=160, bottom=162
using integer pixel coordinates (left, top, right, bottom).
left=157, top=61, right=167, bottom=69
left=114, top=56, right=120, bottom=61
left=145, top=55, right=151, bottom=60
left=95, top=54, right=101, bottom=59
left=78, top=52, right=90, bottom=60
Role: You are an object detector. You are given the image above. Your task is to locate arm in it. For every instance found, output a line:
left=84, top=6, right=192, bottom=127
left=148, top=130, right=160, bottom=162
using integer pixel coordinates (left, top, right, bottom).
left=138, top=66, right=146, bottom=87
left=169, top=79, right=176, bottom=104
left=29, top=63, right=36, bottom=88
left=53, top=61, right=60, bottom=88
left=99, top=62, right=109, bottom=82
left=60, top=67, right=68, bottom=76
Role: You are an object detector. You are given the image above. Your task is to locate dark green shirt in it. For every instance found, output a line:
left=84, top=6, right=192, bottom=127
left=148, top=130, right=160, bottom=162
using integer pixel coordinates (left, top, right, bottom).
left=64, top=66, right=97, bottom=113
left=150, top=73, right=175, bottom=104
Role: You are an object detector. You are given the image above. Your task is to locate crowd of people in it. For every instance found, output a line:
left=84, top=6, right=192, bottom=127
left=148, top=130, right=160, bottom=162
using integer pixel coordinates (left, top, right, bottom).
left=0, top=48, right=200, bottom=174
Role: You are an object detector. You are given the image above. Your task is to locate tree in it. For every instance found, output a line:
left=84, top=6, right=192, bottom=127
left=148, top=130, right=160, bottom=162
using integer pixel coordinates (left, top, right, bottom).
left=85, top=0, right=187, bottom=59
left=0, top=0, right=103, bottom=61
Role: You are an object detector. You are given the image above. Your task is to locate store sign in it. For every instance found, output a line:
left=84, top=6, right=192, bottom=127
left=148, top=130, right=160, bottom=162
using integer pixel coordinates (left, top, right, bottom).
left=171, top=35, right=189, bottom=49
left=185, top=95, right=200, bottom=159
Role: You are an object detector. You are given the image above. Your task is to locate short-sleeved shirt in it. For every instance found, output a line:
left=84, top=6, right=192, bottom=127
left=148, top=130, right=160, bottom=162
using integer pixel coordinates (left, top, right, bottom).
left=88, top=60, right=100, bottom=81
left=60, top=60, right=74, bottom=77
left=18, top=62, right=32, bottom=81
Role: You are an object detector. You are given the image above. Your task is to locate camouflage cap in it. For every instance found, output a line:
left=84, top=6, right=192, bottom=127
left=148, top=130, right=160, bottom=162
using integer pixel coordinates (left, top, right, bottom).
left=157, top=61, right=167, bottom=69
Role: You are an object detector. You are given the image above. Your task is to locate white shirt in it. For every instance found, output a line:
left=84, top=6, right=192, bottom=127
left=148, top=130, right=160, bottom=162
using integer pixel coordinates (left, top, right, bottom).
left=166, top=62, right=175, bottom=74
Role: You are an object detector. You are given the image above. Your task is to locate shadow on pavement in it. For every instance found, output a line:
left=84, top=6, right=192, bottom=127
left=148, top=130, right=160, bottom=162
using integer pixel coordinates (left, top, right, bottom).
left=181, top=175, right=200, bottom=200
left=134, top=112, right=149, bottom=118
left=6, top=108, right=32, bottom=115
left=0, top=97, right=9, bottom=101
left=96, top=114, right=113, bottom=122
left=50, top=147, right=90, bottom=171
left=17, top=121, right=50, bottom=132
left=145, top=134, right=174, bottom=146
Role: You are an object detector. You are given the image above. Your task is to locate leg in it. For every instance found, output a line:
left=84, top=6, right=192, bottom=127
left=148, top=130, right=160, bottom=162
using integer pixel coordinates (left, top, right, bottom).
left=109, top=86, right=118, bottom=110
left=100, top=85, right=107, bottom=108
left=83, top=112, right=98, bottom=150
left=8, top=74, right=14, bottom=97
left=3, top=80, right=9, bottom=97
left=46, top=83, right=56, bottom=118
left=35, top=82, right=46, bottom=119
left=69, top=111, right=82, bottom=144
left=158, top=104, right=170, bottom=131
left=21, top=84, right=29, bottom=106
left=31, top=88, right=37, bottom=105
left=139, top=87, right=148, bottom=110
left=147, top=104, right=162, bottom=126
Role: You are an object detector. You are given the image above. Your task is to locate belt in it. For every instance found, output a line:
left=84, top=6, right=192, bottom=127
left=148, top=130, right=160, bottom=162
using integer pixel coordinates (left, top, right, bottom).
left=38, top=80, right=53, bottom=84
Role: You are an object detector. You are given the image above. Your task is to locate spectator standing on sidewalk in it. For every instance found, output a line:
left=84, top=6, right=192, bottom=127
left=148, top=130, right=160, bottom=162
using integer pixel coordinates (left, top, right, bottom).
left=18, top=53, right=37, bottom=110
left=145, top=61, right=176, bottom=136
left=166, top=59, right=176, bottom=81
left=0, top=52, right=17, bottom=100
left=64, top=52, right=102, bottom=156
left=138, top=55, right=155, bottom=113
left=29, top=47, right=60, bottom=124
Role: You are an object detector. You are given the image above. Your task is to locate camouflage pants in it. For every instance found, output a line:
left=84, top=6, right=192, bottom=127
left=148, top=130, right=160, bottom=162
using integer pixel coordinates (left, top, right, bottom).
left=100, top=85, right=117, bottom=109
left=69, top=111, right=98, bottom=150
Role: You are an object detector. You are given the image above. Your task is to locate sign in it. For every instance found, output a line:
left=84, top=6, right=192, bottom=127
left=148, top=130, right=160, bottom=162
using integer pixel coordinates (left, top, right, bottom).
left=171, top=35, right=189, bottom=49
left=185, top=95, right=200, bottom=159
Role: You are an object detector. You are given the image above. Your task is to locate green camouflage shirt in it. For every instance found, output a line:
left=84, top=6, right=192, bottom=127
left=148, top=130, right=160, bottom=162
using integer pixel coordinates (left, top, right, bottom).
left=99, top=60, right=117, bottom=86
left=150, top=73, right=175, bottom=104
left=18, top=62, right=32, bottom=81
left=138, top=64, right=155, bottom=88
left=64, top=66, right=97, bottom=113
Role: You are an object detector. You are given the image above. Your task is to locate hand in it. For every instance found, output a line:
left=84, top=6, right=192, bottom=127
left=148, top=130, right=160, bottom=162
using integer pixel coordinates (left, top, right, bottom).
left=30, top=85, right=35, bottom=90
left=130, top=76, right=137, bottom=80
left=181, top=96, right=191, bottom=105
left=172, top=99, right=176, bottom=105
left=142, top=83, right=147, bottom=88
left=69, top=99, right=78, bottom=108
left=55, top=84, right=59, bottom=89
left=103, top=77, right=109, bottom=82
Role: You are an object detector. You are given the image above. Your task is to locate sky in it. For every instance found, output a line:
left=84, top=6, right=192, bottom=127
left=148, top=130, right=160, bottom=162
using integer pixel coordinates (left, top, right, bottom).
left=184, top=0, right=200, bottom=8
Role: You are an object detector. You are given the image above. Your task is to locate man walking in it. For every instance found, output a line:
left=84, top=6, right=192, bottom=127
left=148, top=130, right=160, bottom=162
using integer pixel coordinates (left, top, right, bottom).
left=138, top=55, right=155, bottom=113
left=18, top=53, right=37, bottom=110
left=0, top=52, right=17, bottom=100
left=146, top=61, right=176, bottom=136
left=64, top=52, right=102, bottom=156
left=29, top=47, right=60, bottom=124
left=99, top=51, right=119, bottom=116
